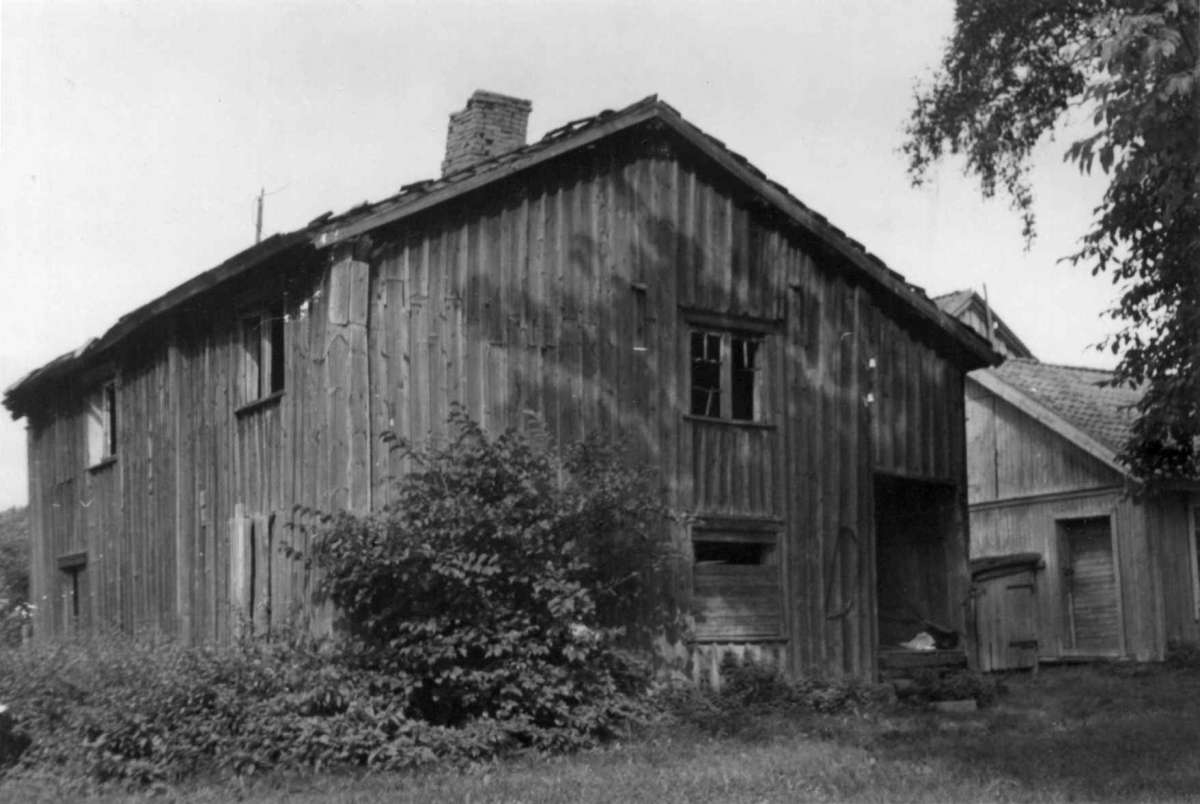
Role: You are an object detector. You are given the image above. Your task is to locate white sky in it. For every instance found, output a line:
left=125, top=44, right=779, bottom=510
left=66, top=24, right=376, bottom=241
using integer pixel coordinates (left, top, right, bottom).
left=0, top=0, right=1115, bottom=509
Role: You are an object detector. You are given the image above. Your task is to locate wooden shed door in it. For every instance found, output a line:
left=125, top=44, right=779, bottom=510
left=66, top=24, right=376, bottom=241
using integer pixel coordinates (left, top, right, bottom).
left=1060, top=517, right=1119, bottom=654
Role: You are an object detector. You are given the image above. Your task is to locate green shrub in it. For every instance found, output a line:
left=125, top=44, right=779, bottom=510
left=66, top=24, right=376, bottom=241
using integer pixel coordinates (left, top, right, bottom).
left=309, top=410, right=671, bottom=748
left=0, top=636, right=513, bottom=793
left=0, top=507, right=29, bottom=647
left=0, top=420, right=673, bottom=792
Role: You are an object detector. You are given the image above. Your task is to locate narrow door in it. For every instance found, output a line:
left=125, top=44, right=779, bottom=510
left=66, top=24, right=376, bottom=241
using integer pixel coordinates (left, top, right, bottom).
left=1060, top=516, right=1120, bottom=654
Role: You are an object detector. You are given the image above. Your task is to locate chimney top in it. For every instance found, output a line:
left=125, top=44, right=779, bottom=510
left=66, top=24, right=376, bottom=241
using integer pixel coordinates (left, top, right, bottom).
left=441, top=90, right=533, bottom=177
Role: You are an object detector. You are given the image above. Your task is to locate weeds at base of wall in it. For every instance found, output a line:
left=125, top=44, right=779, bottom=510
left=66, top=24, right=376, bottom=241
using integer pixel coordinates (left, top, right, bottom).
left=0, top=418, right=672, bottom=794
left=0, top=635, right=655, bottom=795
left=658, top=654, right=896, bottom=741
left=1166, top=640, right=1200, bottom=669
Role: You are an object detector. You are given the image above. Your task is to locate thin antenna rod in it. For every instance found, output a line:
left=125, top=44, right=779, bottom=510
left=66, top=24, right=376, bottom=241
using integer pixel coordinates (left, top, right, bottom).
left=255, top=187, right=265, bottom=244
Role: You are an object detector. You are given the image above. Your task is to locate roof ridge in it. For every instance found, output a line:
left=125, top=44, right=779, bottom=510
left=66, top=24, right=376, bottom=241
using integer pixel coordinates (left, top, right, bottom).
left=1003, top=356, right=1120, bottom=377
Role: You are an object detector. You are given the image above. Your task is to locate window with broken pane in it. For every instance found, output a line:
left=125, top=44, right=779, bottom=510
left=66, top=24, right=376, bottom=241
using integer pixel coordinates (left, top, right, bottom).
left=689, top=328, right=764, bottom=421
left=690, top=331, right=722, bottom=417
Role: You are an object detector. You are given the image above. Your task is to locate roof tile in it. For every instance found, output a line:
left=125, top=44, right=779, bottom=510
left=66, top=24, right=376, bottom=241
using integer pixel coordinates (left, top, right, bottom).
left=991, top=357, right=1140, bottom=453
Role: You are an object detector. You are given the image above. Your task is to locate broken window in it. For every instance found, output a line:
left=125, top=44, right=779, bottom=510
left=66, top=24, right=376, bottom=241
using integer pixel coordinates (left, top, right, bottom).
left=692, top=529, right=781, bottom=639
left=86, top=382, right=117, bottom=466
left=240, top=304, right=285, bottom=404
left=689, top=329, right=764, bottom=421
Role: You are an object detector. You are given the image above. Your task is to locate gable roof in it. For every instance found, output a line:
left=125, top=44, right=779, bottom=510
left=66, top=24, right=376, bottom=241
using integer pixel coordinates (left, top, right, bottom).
left=5, top=94, right=997, bottom=419
left=990, top=358, right=1139, bottom=455
left=973, top=357, right=1140, bottom=475
left=933, top=289, right=1035, bottom=359
left=4, top=231, right=315, bottom=418
left=313, top=96, right=996, bottom=369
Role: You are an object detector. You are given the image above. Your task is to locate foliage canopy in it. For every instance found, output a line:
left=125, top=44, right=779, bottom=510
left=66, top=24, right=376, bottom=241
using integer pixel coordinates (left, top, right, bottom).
left=905, top=0, right=1200, bottom=483
left=310, top=410, right=671, bottom=743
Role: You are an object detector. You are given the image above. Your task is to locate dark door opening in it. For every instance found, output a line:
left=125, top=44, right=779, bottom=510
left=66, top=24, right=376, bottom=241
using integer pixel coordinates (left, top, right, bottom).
left=875, top=475, right=958, bottom=650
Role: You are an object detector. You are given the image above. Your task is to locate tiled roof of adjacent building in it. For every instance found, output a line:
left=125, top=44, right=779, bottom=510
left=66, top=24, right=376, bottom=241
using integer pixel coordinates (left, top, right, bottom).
left=990, top=357, right=1140, bottom=455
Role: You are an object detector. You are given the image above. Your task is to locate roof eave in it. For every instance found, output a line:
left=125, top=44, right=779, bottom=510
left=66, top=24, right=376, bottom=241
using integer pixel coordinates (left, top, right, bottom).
left=4, top=230, right=314, bottom=420
left=970, top=368, right=1128, bottom=476
left=315, top=101, right=999, bottom=369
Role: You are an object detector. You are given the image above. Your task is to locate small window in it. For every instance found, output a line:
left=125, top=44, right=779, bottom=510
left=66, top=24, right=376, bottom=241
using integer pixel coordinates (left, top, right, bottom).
left=58, top=551, right=86, bottom=630
left=86, top=382, right=117, bottom=466
left=689, top=329, right=764, bottom=421
left=692, top=529, right=781, bottom=640
left=240, top=304, right=285, bottom=403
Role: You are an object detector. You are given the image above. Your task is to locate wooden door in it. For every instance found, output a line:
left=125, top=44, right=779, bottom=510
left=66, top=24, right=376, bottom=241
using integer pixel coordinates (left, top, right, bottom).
left=1060, top=516, right=1120, bottom=654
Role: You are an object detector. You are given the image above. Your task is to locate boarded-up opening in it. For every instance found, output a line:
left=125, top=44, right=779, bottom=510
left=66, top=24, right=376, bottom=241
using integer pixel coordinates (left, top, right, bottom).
left=229, top=507, right=274, bottom=638
left=692, top=528, right=781, bottom=640
left=875, top=476, right=958, bottom=649
left=1058, top=515, right=1120, bottom=654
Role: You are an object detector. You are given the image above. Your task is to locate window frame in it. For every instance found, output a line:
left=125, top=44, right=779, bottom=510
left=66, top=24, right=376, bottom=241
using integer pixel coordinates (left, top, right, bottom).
left=237, top=303, right=286, bottom=411
left=683, top=312, right=773, bottom=424
left=85, top=381, right=118, bottom=469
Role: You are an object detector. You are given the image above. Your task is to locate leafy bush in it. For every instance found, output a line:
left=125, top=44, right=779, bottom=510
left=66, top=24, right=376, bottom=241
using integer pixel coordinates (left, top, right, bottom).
left=0, top=507, right=30, bottom=647
left=309, top=410, right=671, bottom=748
left=0, top=636, right=509, bottom=793
left=0, top=420, right=672, bottom=792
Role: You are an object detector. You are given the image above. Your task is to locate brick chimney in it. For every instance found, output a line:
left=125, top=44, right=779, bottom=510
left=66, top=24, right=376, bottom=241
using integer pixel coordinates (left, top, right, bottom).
left=441, top=90, right=533, bottom=177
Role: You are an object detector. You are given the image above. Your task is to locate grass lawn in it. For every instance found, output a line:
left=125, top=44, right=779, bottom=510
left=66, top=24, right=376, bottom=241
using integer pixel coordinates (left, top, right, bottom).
left=7, top=662, right=1200, bottom=803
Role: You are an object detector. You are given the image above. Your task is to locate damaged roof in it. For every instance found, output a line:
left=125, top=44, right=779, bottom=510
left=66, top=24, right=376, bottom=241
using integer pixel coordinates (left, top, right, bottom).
left=5, top=94, right=996, bottom=418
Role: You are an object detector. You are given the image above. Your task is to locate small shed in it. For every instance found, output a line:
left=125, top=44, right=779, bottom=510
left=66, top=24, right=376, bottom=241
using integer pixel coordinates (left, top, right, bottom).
left=971, top=552, right=1042, bottom=672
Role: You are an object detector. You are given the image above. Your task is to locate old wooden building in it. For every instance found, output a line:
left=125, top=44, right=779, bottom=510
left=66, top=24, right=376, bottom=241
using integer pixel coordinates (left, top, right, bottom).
left=5, top=92, right=996, bottom=681
left=940, top=291, right=1200, bottom=663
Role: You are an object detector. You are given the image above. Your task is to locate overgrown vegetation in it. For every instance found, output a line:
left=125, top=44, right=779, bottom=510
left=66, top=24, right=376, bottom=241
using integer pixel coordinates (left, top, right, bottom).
left=0, top=636, right=486, bottom=793
left=0, top=506, right=30, bottom=647
left=309, top=410, right=672, bottom=747
left=0, top=416, right=673, bottom=792
left=663, top=654, right=893, bottom=740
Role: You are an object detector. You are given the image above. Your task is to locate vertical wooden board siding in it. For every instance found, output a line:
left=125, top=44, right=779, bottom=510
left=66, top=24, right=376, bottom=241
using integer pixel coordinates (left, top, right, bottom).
left=660, top=158, right=685, bottom=511
left=1154, top=495, right=1200, bottom=646
left=368, top=255, right=391, bottom=508
left=966, top=384, right=1124, bottom=501
left=427, top=225, right=448, bottom=442
left=967, top=491, right=1160, bottom=660
left=836, top=280, right=857, bottom=674
left=784, top=253, right=808, bottom=671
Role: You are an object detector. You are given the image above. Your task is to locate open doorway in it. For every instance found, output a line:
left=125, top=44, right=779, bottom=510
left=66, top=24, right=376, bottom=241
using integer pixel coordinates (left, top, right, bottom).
left=875, top=475, right=959, bottom=651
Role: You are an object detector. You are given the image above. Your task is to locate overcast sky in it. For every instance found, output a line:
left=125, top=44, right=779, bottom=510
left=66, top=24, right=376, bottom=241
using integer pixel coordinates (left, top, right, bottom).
left=0, top=0, right=1114, bottom=509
